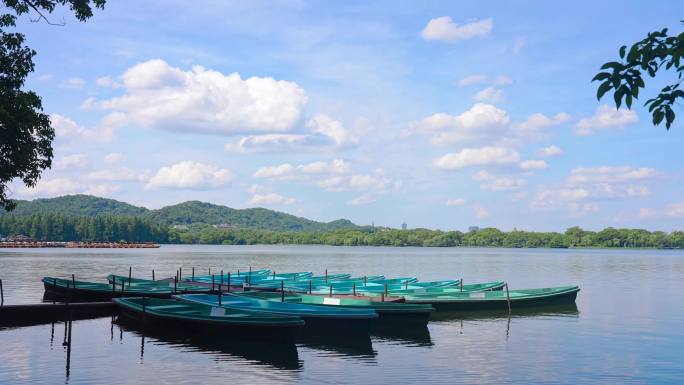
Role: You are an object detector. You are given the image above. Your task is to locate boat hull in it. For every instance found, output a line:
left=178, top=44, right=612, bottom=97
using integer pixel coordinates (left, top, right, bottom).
left=405, top=287, right=579, bottom=311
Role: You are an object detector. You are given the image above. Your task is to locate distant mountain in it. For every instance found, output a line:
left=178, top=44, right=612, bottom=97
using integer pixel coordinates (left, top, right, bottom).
left=2, top=195, right=360, bottom=232
left=6, top=195, right=149, bottom=217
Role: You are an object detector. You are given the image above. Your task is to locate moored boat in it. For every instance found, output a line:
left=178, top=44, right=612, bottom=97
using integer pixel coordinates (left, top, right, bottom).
left=237, top=291, right=435, bottom=326
left=175, top=293, right=378, bottom=332
left=113, top=297, right=303, bottom=343
left=43, top=277, right=178, bottom=300
left=402, top=285, right=580, bottom=311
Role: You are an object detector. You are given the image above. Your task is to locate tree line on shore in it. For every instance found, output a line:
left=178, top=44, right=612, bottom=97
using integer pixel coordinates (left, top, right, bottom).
left=1, top=214, right=683, bottom=248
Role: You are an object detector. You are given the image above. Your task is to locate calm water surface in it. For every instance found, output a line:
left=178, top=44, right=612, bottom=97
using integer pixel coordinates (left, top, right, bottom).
left=0, top=245, right=682, bottom=384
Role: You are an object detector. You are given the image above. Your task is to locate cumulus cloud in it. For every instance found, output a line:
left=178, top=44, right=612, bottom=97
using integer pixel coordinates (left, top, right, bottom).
left=472, top=171, right=527, bottom=191
left=421, top=17, right=493, bottom=42
left=54, top=154, right=89, bottom=170
left=103, top=153, right=123, bottom=164
left=520, top=160, right=547, bottom=170
left=434, top=146, right=520, bottom=170
left=513, top=113, right=570, bottom=138
left=410, top=103, right=510, bottom=146
left=473, top=87, right=504, bottom=103
left=50, top=114, right=115, bottom=142
left=85, top=167, right=147, bottom=182
left=224, top=114, right=357, bottom=153
left=249, top=193, right=296, bottom=206
left=145, top=161, right=233, bottom=190
left=254, top=159, right=351, bottom=180
left=59, top=77, right=85, bottom=90
left=531, top=166, right=660, bottom=213
left=87, top=59, right=308, bottom=136
left=538, top=145, right=562, bottom=157
left=18, top=178, right=120, bottom=198
left=574, top=105, right=638, bottom=136
left=446, top=198, right=466, bottom=206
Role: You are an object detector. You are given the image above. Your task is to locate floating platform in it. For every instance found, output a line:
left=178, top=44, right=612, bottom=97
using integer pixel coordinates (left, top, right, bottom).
left=0, top=302, right=116, bottom=327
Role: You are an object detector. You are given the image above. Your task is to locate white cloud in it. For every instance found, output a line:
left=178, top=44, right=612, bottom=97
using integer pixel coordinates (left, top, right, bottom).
left=472, top=204, right=490, bottom=219
left=254, top=159, right=351, bottom=180
left=434, top=146, right=520, bottom=170
left=666, top=200, right=684, bottom=218
left=520, top=160, right=547, bottom=170
left=531, top=166, right=660, bottom=213
left=514, top=112, right=570, bottom=133
left=538, top=145, right=562, bottom=157
left=18, top=178, right=119, bottom=198
left=253, top=163, right=296, bottom=179
left=446, top=198, right=466, bottom=206
left=145, top=161, right=233, bottom=190
left=473, top=87, right=504, bottom=103
left=85, top=167, right=147, bottom=182
left=95, top=76, right=120, bottom=88
left=54, top=154, right=89, bottom=170
left=421, top=17, right=493, bottom=42
left=318, top=174, right=389, bottom=192
left=574, top=105, right=638, bottom=136
left=88, top=59, right=308, bottom=136
left=348, top=195, right=376, bottom=205
left=59, top=77, right=85, bottom=90
left=512, top=36, right=526, bottom=54
left=473, top=171, right=527, bottom=191
left=37, top=74, right=52, bottom=81
left=411, top=103, right=510, bottom=146
left=50, top=114, right=115, bottom=142
left=249, top=193, right=296, bottom=206
left=638, top=208, right=657, bottom=219
left=225, top=114, right=357, bottom=153
left=103, top=153, right=123, bottom=164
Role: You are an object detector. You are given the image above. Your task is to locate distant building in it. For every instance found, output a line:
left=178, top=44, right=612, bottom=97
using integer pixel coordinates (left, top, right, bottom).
left=468, top=226, right=480, bottom=233
left=401, top=222, right=407, bottom=230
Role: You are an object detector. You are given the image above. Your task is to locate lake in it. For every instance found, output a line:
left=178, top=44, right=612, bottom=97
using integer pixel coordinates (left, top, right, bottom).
left=0, top=245, right=682, bottom=384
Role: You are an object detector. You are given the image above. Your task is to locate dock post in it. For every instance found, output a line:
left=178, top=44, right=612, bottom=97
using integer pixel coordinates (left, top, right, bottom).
left=121, top=280, right=125, bottom=295
left=273, top=270, right=276, bottom=279
left=353, top=282, right=356, bottom=296
left=212, top=275, right=215, bottom=292
left=309, top=280, right=312, bottom=294
left=385, top=283, right=388, bottom=297
left=208, top=267, right=211, bottom=276
left=174, top=276, right=177, bottom=293
left=248, top=266, right=252, bottom=285
left=504, top=283, right=512, bottom=314
left=152, top=269, right=155, bottom=280
left=237, top=269, right=240, bottom=277
left=0, top=279, right=4, bottom=306
left=460, top=278, right=463, bottom=292
left=329, top=285, right=333, bottom=298
left=325, top=269, right=328, bottom=282
left=179, top=267, right=182, bottom=280
left=192, top=267, right=195, bottom=280
left=72, top=274, right=76, bottom=289
left=128, top=266, right=132, bottom=284
left=227, top=272, right=231, bottom=293
left=281, top=281, right=285, bottom=302
left=364, top=276, right=367, bottom=286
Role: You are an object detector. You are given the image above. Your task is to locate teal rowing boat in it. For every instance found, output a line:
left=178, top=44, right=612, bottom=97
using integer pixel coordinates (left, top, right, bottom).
left=175, top=293, right=378, bottom=332
left=43, top=277, right=183, bottom=300
left=114, top=297, right=303, bottom=342
left=106, top=275, right=211, bottom=293
left=237, top=291, right=435, bottom=326
left=403, top=285, right=580, bottom=310
left=387, top=281, right=506, bottom=295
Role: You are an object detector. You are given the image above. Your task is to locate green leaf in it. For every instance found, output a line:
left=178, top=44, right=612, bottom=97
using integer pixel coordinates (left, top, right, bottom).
left=626, top=93, right=633, bottom=109
left=627, top=44, right=640, bottom=62
left=592, top=72, right=610, bottom=82
left=596, top=81, right=612, bottom=100
left=666, top=108, right=675, bottom=128
left=619, top=45, right=627, bottom=58
left=614, top=86, right=624, bottom=108
left=600, top=61, right=623, bottom=70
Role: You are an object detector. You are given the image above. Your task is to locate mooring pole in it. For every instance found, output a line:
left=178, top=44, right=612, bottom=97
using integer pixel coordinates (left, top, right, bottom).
left=212, top=275, right=215, bottom=292
left=111, top=280, right=115, bottom=295
left=405, top=281, right=408, bottom=290
left=0, top=279, right=4, bottom=306
left=192, top=267, right=195, bottom=280
left=460, top=278, right=463, bottom=292
left=208, top=267, right=211, bottom=276
left=353, top=282, right=356, bottom=296
left=179, top=267, right=182, bottom=280
left=504, top=283, right=512, bottom=314
left=128, top=266, right=132, bottom=284
left=72, top=274, right=76, bottom=289
left=121, top=280, right=125, bottom=295
left=218, top=292, right=222, bottom=306
left=281, top=281, right=285, bottom=302
left=237, top=269, right=240, bottom=277
left=325, top=269, right=328, bottom=282
left=248, top=266, right=252, bottom=285
left=227, top=272, right=231, bottom=293
left=329, top=285, right=333, bottom=297
left=152, top=269, right=155, bottom=280
left=173, top=276, right=177, bottom=293
left=309, top=280, right=312, bottom=294
left=293, top=273, right=296, bottom=282
left=385, top=283, right=388, bottom=297
left=364, top=276, right=367, bottom=286
left=273, top=270, right=276, bottom=279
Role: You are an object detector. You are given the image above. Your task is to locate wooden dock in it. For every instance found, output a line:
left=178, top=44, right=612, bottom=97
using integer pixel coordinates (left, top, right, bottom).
left=0, top=302, right=117, bottom=327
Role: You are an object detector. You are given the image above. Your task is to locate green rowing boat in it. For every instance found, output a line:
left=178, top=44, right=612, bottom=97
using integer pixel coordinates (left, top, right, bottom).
left=402, top=285, right=580, bottom=310
left=114, top=297, right=303, bottom=343
left=237, top=291, right=435, bottom=326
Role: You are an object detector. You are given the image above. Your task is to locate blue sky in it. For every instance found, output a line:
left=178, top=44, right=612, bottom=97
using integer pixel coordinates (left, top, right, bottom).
left=8, top=0, right=684, bottom=231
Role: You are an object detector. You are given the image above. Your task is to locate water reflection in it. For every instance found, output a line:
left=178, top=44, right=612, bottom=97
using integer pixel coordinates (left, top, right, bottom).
left=431, top=303, right=580, bottom=322
left=371, top=325, right=433, bottom=347
left=297, top=332, right=376, bottom=360
left=115, top=316, right=302, bottom=370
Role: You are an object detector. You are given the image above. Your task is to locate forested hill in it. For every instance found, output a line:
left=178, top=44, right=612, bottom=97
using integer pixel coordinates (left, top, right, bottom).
left=2, top=195, right=360, bottom=232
